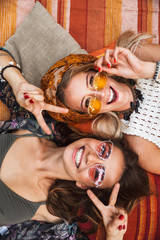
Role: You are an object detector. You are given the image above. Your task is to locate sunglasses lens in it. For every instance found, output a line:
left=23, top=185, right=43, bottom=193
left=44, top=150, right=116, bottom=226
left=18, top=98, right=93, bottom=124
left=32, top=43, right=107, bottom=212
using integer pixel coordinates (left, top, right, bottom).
left=89, top=164, right=105, bottom=187
left=96, top=141, right=113, bottom=160
left=93, top=72, right=107, bottom=91
left=88, top=97, right=101, bottom=115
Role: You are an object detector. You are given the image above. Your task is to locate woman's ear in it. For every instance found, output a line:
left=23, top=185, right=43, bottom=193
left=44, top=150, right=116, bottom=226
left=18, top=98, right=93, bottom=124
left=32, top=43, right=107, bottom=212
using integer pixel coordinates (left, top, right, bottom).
left=76, top=182, right=88, bottom=189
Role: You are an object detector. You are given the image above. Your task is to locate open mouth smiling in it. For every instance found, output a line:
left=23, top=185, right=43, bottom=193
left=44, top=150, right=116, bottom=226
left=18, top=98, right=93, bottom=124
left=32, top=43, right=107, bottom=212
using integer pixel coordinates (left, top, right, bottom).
left=107, top=87, right=118, bottom=105
left=74, top=146, right=84, bottom=168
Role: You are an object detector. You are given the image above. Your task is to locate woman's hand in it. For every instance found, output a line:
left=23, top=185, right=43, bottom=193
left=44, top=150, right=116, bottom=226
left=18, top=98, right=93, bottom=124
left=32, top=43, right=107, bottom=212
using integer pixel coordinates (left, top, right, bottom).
left=15, top=82, right=68, bottom=135
left=94, top=47, right=156, bottom=80
left=87, top=183, right=127, bottom=240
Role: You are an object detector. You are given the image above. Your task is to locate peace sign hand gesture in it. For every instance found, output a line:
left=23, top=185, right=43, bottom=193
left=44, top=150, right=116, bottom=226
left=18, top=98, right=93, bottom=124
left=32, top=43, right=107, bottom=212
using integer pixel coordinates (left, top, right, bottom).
left=15, top=82, right=68, bottom=135
left=87, top=183, right=127, bottom=240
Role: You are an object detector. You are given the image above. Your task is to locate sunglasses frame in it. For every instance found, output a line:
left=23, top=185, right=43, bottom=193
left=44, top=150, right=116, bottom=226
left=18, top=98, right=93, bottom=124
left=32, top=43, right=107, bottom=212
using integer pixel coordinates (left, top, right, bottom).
left=87, top=71, right=108, bottom=116
left=88, top=140, right=113, bottom=187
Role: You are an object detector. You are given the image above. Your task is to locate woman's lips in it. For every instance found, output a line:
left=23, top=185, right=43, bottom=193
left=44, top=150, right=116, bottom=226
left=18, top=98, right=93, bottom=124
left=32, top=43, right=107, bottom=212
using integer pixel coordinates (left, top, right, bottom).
left=72, top=146, right=84, bottom=168
left=107, top=87, right=119, bottom=104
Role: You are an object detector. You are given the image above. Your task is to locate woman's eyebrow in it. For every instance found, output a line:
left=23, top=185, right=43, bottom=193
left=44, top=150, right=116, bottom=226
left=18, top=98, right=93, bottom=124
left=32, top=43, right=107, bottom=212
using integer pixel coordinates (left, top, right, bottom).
left=81, top=73, right=89, bottom=109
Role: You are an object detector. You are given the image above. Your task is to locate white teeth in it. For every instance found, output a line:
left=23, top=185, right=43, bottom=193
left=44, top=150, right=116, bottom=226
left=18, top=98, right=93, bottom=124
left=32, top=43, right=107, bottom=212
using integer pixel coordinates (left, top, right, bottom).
left=108, top=88, right=114, bottom=103
left=75, top=147, right=83, bottom=168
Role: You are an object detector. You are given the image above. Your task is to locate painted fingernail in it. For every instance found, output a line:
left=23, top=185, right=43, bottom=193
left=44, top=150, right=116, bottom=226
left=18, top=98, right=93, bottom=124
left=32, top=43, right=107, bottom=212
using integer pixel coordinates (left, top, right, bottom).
left=123, top=225, right=125, bottom=230
left=119, top=214, right=124, bottom=220
left=24, top=92, right=27, bottom=95
left=98, top=67, right=101, bottom=72
left=118, top=225, right=122, bottom=230
left=95, top=66, right=97, bottom=70
left=114, top=58, right=117, bottom=63
left=107, top=63, right=111, bottom=68
left=24, top=94, right=29, bottom=99
left=29, top=99, right=34, bottom=104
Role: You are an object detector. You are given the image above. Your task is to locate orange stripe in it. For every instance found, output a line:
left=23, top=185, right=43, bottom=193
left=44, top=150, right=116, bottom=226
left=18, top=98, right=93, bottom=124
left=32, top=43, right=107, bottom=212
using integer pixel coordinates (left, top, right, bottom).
left=0, top=0, right=17, bottom=46
left=148, top=174, right=157, bottom=240
left=63, top=0, right=67, bottom=30
left=104, top=0, right=122, bottom=46
left=46, top=0, right=52, bottom=14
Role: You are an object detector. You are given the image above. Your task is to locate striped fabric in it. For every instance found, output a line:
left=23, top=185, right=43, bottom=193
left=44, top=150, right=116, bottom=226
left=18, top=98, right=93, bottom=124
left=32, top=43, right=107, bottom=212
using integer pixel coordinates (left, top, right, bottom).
left=0, top=0, right=160, bottom=52
left=0, top=1, right=160, bottom=240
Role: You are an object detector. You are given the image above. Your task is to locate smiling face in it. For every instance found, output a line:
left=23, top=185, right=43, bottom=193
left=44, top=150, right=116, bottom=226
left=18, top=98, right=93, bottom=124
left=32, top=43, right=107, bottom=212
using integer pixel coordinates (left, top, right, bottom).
left=63, top=138, right=125, bottom=189
left=63, top=71, right=133, bottom=114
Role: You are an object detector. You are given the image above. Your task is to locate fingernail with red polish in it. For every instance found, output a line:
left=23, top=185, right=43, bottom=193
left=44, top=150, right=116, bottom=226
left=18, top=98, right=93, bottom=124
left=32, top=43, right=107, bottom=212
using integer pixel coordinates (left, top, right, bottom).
left=114, top=58, right=117, bottom=63
left=118, top=225, right=122, bottom=230
left=123, top=225, right=125, bottom=230
left=24, top=94, right=29, bottom=99
left=107, top=63, right=110, bottom=68
left=95, top=66, right=97, bottom=70
left=98, top=67, right=101, bottom=72
left=24, top=92, right=27, bottom=95
left=29, top=99, right=34, bottom=104
left=119, top=214, right=124, bottom=220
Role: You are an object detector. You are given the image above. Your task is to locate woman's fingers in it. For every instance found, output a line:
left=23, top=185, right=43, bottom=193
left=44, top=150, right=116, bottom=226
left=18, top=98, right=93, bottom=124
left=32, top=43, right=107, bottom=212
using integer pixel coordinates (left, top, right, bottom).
left=35, top=112, right=51, bottom=135
left=109, top=183, right=120, bottom=207
left=44, top=103, right=69, bottom=114
left=87, top=189, right=105, bottom=213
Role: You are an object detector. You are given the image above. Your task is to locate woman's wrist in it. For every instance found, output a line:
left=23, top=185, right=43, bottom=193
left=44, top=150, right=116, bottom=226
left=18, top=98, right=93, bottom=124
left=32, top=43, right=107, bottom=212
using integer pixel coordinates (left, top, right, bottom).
left=140, top=61, right=156, bottom=79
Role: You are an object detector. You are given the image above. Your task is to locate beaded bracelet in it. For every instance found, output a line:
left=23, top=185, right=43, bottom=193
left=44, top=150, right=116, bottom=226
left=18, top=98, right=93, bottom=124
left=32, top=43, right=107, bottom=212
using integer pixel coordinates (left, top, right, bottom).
left=153, top=61, right=160, bottom=83
left=0, top=61, right=23, bottom=81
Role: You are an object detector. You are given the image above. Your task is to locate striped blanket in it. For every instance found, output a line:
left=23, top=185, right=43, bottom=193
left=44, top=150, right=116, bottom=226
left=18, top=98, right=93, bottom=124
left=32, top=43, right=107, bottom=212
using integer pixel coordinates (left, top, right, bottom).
left=0, top=1, right=160, bottom=240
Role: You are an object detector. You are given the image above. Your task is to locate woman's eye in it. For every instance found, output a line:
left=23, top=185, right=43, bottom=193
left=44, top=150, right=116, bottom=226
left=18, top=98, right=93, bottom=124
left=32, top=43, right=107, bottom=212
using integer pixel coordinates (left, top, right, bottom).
left=85, top=98, right=90, bottom=108
left=89, top=76, right=94, bottom=87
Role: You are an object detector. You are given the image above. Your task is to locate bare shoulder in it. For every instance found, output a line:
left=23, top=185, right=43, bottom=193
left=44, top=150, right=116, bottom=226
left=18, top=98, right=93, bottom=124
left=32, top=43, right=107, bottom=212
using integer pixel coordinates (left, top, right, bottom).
left=125, top=134, right=160, bottom=174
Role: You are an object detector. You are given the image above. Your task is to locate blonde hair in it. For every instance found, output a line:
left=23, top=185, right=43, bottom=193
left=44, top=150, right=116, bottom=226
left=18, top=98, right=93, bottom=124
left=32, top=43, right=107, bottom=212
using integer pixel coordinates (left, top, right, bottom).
left=116, top=30, right=155, bottom=53
left=92, top=112, right=122, bottom=139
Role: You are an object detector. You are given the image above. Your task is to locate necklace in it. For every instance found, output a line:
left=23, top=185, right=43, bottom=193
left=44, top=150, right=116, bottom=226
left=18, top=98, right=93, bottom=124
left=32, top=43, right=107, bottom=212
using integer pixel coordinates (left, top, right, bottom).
left=116, top=79, right=143, bottom=121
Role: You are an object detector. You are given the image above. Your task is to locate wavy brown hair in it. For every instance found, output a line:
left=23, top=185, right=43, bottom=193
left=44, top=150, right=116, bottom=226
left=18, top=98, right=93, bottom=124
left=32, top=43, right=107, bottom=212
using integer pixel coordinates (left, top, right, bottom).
left=46, top=137, right=150, bottom=226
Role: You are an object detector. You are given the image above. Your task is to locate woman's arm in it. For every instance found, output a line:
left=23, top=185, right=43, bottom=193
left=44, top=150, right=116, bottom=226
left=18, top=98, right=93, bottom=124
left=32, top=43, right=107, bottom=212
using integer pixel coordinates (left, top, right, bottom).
left=135, top=43, right=160, bottom=63
left=125, top=135, right=160, bottom=174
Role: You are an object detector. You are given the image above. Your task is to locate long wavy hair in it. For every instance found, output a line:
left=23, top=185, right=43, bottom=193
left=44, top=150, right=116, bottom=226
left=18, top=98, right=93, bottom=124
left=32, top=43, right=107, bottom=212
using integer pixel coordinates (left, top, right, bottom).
left=46, top=136, right=150, bottom=226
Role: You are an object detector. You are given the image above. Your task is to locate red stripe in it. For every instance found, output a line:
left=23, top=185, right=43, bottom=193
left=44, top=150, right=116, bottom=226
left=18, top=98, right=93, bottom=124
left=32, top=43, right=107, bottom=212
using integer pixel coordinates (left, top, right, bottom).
left=135, top=203, right=141, bottom=240
left=143, top=196, right=151, bottom=239
left=124, top=206, right=137, bottom=240
left=138, top=0, right=148, bottom=33
left=70, top=0, right=88, bottom=50
left=86, top=0, right=105, bottom=52
left=57, top=0, right=62, bottom=25
left=138, top=0, right=142, bottom=32
left=159, top=1, right=160, bottom=44
left=35, top=0, right=47, bottom=8
left=154, top=174, right=160, bottom=239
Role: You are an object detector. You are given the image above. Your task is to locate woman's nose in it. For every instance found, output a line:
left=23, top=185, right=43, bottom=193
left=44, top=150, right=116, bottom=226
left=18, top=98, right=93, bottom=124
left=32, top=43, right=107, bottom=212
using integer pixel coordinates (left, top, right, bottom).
left=94, top=91, right=105, bottom=100
left=87, top=152, right=104, bottom=166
